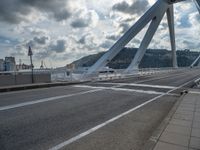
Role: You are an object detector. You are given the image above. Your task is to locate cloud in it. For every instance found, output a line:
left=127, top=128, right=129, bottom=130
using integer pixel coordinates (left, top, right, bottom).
left=26, top=36, right=49, bottom=48
left=71, top=19, right=89, bottom=28
left=106, top=35, right=120, bottom=41
left=49, top=39, right=66, bottom=53
left=182, top=40, right=200, bottom=50
left=100, top=40, right=113, bottom=49
left=78, top=36, right=86, bottom=44
left=0, top=0, right=199, bottom=68
left=112, top=0, right=149, bottom=15
left=119, top=23, right=130, bottom=33
left=177, top=14, right=192, bottom=28
left=33, top=36, right=48, bottom=45
left=0, top=0, right=71, bottom=24
left=71, top=10, right=99, bottom=28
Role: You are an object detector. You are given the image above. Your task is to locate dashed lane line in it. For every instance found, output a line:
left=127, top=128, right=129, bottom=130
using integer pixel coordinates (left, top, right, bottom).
left=96, top=83, right=176, bottom=89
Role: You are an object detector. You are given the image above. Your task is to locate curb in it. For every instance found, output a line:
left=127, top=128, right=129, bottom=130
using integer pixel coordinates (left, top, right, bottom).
left=0, top=81, right=90, bottom=93
left=142, top=76, right=200, bottom=150
left=142, top=92, right=186, bottom=150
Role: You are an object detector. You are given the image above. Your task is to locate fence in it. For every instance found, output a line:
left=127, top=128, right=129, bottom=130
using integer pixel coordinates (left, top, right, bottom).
left=0, top=70, right=51, bottom=87
left=0, top=67, right=192, bottom=86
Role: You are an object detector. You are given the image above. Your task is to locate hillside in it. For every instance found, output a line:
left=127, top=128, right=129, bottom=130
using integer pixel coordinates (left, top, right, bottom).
left=72, top=48, right=199, bottom=69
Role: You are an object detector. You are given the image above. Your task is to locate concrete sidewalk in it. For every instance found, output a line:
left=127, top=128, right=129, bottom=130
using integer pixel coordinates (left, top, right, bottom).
left=153, top=90, right=200, bottom=150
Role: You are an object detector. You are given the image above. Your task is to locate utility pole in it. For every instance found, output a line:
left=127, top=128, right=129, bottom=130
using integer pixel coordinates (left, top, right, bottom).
left=28, top=46, right=34, bottom=83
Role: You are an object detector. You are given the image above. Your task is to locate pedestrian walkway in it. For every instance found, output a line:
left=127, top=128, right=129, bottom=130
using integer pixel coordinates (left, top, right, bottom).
left=153, top=90, right=200, bottom=150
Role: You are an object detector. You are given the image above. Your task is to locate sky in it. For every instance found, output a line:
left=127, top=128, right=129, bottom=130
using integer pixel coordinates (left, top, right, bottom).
left=0, top=0, right=199, bottom=68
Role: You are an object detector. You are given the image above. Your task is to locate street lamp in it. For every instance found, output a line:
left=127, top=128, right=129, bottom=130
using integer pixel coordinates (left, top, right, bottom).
left=28, top=46, right=34, bottom=83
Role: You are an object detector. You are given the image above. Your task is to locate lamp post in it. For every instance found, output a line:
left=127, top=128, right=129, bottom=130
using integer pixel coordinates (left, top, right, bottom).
left=28, top=46, right=34, bottom=83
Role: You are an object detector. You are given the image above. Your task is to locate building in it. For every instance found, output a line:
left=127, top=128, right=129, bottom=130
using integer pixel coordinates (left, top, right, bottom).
left=0, top=59, right=4, bottom=71
left=4, top=57, right=16, bottom=71
left=16, top=63, right=32, bottom=71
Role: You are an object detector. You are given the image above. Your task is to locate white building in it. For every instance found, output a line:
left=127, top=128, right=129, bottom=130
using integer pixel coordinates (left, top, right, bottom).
left=5, top=57, right=16, bottom=71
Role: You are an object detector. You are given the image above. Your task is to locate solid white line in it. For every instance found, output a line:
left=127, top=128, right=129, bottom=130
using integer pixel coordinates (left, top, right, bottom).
left=189, top=91, right=200, bottom=95
left=99, top=83, right=176, bottom=89
left=48, top=94, right=164, bottom=150
left=74, top=85, right=165, bottom=95
left=0, top=89, right=102, bottom=111
left=49, top=77, right=192, bottom=150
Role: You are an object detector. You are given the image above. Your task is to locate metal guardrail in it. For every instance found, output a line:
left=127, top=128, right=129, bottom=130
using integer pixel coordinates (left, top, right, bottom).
left=81, top=67, right=189, bottom=82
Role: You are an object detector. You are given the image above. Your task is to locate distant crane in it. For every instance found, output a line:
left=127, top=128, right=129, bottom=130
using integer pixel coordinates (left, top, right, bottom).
left=40, top=60, right=44, bottom=69
left=40, top=60, right=48, bottom=69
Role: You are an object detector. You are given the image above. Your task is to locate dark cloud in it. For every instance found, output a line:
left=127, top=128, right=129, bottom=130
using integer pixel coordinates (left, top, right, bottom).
left=106, top=35, right=120, bottom=41
left=112, top=0, right=149, bottom=15
left=78, top=36, right=86, bottom=44
left=76, top=34, right=98, bottom=51
left=71, top=18, right=89, bottom=28
left=70, top=10, right=98, bottom=29
left=33, top=36, right=48, bottom=45
left=49, top=39, right=66, bottom=53
left=0, top=0, right=71, bottom=24
left=26, top=36, right=48, bottom=47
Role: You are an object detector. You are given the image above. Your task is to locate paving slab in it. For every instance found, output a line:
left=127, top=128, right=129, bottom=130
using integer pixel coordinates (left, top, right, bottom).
left=190, top=137, right=200, bottom=149
left=175, top=110, right=194, bottom=115
left=164, top=124, right=191, bottom=136
left=193, top=121, right=200, bottom=129
left=173, top=113, right=193, bottom=121
left=170, top=118, right=192, bottom=127
left=194, top=116, right=200, bottom=122
left=160, top=131, right=190, bottom=147
left=191, top=128, right=200, bottom=138
left=154, top=141, right=187, bottom=150
left=153, top=91, right=200, bottom=150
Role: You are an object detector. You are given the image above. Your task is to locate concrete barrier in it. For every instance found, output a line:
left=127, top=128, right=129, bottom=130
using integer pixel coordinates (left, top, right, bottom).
left=0, top=73, right=51, bottom=87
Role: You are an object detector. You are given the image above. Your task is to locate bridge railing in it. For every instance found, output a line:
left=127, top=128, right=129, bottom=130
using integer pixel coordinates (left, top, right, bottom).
left=82, top=67, right=187, bottom=81
left=0, top=67, right=191, bottom=83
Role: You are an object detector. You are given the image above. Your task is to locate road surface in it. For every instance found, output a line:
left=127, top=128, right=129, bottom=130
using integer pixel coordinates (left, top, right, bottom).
left=0, top=68, right=200, bottom=150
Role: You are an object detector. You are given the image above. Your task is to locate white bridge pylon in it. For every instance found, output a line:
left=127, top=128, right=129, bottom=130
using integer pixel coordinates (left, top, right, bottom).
left=86, top=0, right=200, bottom=75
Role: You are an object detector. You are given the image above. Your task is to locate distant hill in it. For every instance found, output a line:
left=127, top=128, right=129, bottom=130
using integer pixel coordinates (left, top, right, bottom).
left=72, top=48, right=199, bottom=69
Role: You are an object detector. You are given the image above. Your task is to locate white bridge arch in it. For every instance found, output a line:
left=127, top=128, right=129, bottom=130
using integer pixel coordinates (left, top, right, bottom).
left=86, top=0, right=200, bottom=75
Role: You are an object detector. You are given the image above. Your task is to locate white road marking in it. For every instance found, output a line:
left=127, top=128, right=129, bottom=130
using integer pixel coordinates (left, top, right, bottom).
left=74, top=85, right=166, bottom=95
left=98, top=83, right=176, bottom=89
left=0, top=89, right=102, bottom=111
left=49, top=78, right=192, bottom=150
left=189, top=91, right=200, bottom=95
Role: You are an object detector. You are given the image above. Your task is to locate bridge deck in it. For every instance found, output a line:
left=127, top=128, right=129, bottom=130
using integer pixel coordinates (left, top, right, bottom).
left=0, top=69, right=200, bottom=150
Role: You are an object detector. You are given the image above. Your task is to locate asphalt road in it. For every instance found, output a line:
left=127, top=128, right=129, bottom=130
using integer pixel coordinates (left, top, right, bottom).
left=0, top=68, right=200, bottom=150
